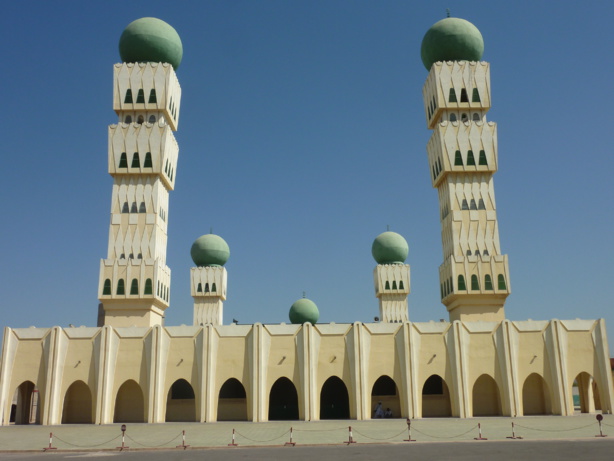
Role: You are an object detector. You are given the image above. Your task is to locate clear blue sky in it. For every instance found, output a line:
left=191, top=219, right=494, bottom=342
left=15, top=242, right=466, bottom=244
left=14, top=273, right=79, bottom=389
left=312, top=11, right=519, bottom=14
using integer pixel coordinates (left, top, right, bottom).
left=1, top=2, right=613, bottom=345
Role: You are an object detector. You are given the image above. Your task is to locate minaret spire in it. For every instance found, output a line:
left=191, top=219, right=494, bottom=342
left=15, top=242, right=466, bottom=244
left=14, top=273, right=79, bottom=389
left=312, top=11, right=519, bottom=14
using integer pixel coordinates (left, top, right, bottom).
left=421, top=17, right=510, bottom=322
left=98, top=18, right=183, bottom=327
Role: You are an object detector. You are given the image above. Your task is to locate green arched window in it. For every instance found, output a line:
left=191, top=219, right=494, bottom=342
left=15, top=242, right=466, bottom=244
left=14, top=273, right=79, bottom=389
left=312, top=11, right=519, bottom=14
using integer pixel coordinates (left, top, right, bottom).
left=449, top=88, right=457, bottom=103
left=399, top=281, right=404, bottom=290
left=454, top=150, right=463, bottom=166
left=462, top=199, right=469, bottom=210
left=117, top=279, right=125, bottom=295
left=460, top=88, right=469, bottom=103
left=458, top=275, right=466, bottom=291
left=385, top=281, right=390, bottom=290
left=479, top=150, right=488, bottom=165
left=144, top=152, right=153, bottom=168
left=103, top=279, right=112, bottom=295
left=467, top=150, right=476, bottom=166
left=119, top=152, right=128, bottom=168
left=392, top=281, right=397, bottom=290
left=139, top=202, right=146, bottom=213
left=148, top=89, right=157, bottom=104
left=131, top=152, right=140, bottom=168
left=136, top=89, right=145, bottom=103
left=498, top=274, right=507, bottom=290
left=130, top=279, right=139, bottom=295
left=124, top=89, right=133, bottom=104
left=472, top=88, right=481, bottom=103
left=130, top=202, right=137, bottom=213
left=211, top=283, right=217, bottom=292
left=122, top=202, right=129, bottom=213
left=197, top=283, right=202, bottom=293
left=144, top=279, right=153, bottom=295
left=485, top=274, right=493, bottom=290
left=478, top=199, right=486, bottom=210
left=471, top=275, right=479, bottom=290
left=204, top=283, right=210, bottom=293
left=470, top=199, right=477, bottom=210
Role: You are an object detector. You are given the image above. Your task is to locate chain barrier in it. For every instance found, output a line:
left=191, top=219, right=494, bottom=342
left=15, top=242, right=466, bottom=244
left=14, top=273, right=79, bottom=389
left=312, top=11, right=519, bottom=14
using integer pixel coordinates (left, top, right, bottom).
left=51, top=433, right=121, bottom=448
left=352, top=426, right=408, bottom=441
left=234, top=428, right=290, bottom=443
left=411, top=423, right=478, bottom=439
left=292, top=426, right=348, bottom=432
left=125, top=432, right=183, bottom=448
left=513, top=421, right=596, bottom=433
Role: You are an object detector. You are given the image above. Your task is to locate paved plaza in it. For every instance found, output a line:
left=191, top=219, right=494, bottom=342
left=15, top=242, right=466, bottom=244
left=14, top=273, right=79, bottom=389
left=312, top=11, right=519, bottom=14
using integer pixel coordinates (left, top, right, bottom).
left=1, top=414, right=613, bottom=452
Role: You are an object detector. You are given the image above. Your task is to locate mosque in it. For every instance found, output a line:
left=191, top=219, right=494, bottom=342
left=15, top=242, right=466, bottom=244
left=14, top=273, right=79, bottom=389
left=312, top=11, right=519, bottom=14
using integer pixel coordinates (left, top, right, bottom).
left=1, top=16, right=612, bottom=426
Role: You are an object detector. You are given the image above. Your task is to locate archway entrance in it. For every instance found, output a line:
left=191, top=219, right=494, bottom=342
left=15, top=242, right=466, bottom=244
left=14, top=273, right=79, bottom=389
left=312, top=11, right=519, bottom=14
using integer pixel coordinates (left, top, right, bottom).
left=166, top=379, right=196, bottom=422
left=11, top=381, right=39, bottom=424
left=268, top=377, right=299, bottom=420
left=522, top=373, right=552, bottom=415
left=573, top=372, right=601, bottom=413
left=472, top=374, right=502, bottom=416
left=114, top=380, right=145, bottom=422
left=371, top=375, right=401, bottom=418
left=218, top=378, right=248, bottom=421
left=422, top=374, right=452, bottom=417
left=62, top=381, right=93, bottom=423
left=320, top=376, right=349, bottom=419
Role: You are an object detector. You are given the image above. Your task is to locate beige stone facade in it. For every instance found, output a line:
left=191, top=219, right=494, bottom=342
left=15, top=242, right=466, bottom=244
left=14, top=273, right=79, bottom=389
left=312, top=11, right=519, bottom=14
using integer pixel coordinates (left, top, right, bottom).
left=1, top=319, right=612, bottom=424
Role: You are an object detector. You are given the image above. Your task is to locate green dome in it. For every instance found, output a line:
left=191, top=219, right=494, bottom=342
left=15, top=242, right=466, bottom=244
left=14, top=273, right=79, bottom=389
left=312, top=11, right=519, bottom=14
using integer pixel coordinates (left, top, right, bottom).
left=372, top=231, right=408, bottom=265
left=119, top=17, right=183, bottom=70
left=289, top=298, right=320, bottom=325
left=190, top=234, right=230, bottom=267
left=421, top=17, right=484, bottom=71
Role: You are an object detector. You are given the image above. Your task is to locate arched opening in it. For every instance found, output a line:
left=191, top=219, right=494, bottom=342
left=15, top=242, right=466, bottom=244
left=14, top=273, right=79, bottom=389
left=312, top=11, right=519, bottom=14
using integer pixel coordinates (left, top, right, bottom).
left=116, top=279, right=125, bottom=295
left=144, top=152, right=153, bottom=168
left=118, top=153, right=128, bottom=168
left=320, top=376, right=349, bottom=419
left=11, top=381, right=40, bottom=424
left=268, top=377, right=299, bottom=421
left=422, top=374, right=452, bottom=417
left=522, top=373, right=552, bottom=415
left=144, top=279, right=153, bottom=295
left=114, top=380, right=145, bottom=422
left=458, top=275, right=466, bottom=290
left=218, top=378, right=247, bottom=421
left=166, top=379, right=196, bottom=422
left=573, top=372, right=602, bottom=413
left=471, top=275, right=480, bottom=290
left=371, top=375, right=400, bottom=418
left=472, top=374, right=502, bottom=416
left=62, top=381, right=93, bottom=424
left=130, top=279, right=139, bottom=295
left=454, top=150, right=463, bottom=166
left=102, top=279, right=112, bottom=295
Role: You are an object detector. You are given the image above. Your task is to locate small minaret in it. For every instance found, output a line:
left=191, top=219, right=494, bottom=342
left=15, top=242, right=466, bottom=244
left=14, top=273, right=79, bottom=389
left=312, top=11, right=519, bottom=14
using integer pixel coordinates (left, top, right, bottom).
left=420, top=17, right=511, bottom=322
left=372, top=231, right=410, bottom=323
left=191, top=234, right=230, bottom=326
left=98, top=18, right=183, bottom=327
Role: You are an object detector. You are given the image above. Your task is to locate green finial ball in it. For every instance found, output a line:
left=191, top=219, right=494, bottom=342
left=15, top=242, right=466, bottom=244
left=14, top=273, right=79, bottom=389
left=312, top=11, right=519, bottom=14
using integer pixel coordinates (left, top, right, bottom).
left=372, top=231, right=408, bottom=265
left=420, top=17, right=484, bottom=71
left=119, top=17, right=183, bottom=70
left=289, top=298, right=320, bottom=325
left=191, top=234, right=230, bottom=267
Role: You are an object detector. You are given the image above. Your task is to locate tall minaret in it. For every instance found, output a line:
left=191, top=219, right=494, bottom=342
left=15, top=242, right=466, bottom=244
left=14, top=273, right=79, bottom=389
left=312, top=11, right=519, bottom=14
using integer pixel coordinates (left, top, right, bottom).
left=98, top=18, right=183, bottom=327
left=420, top=17, right=510, bottom=322
left=372, top=231, right=410, bottom=323
left=190, top=234, right=230, bottom=326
